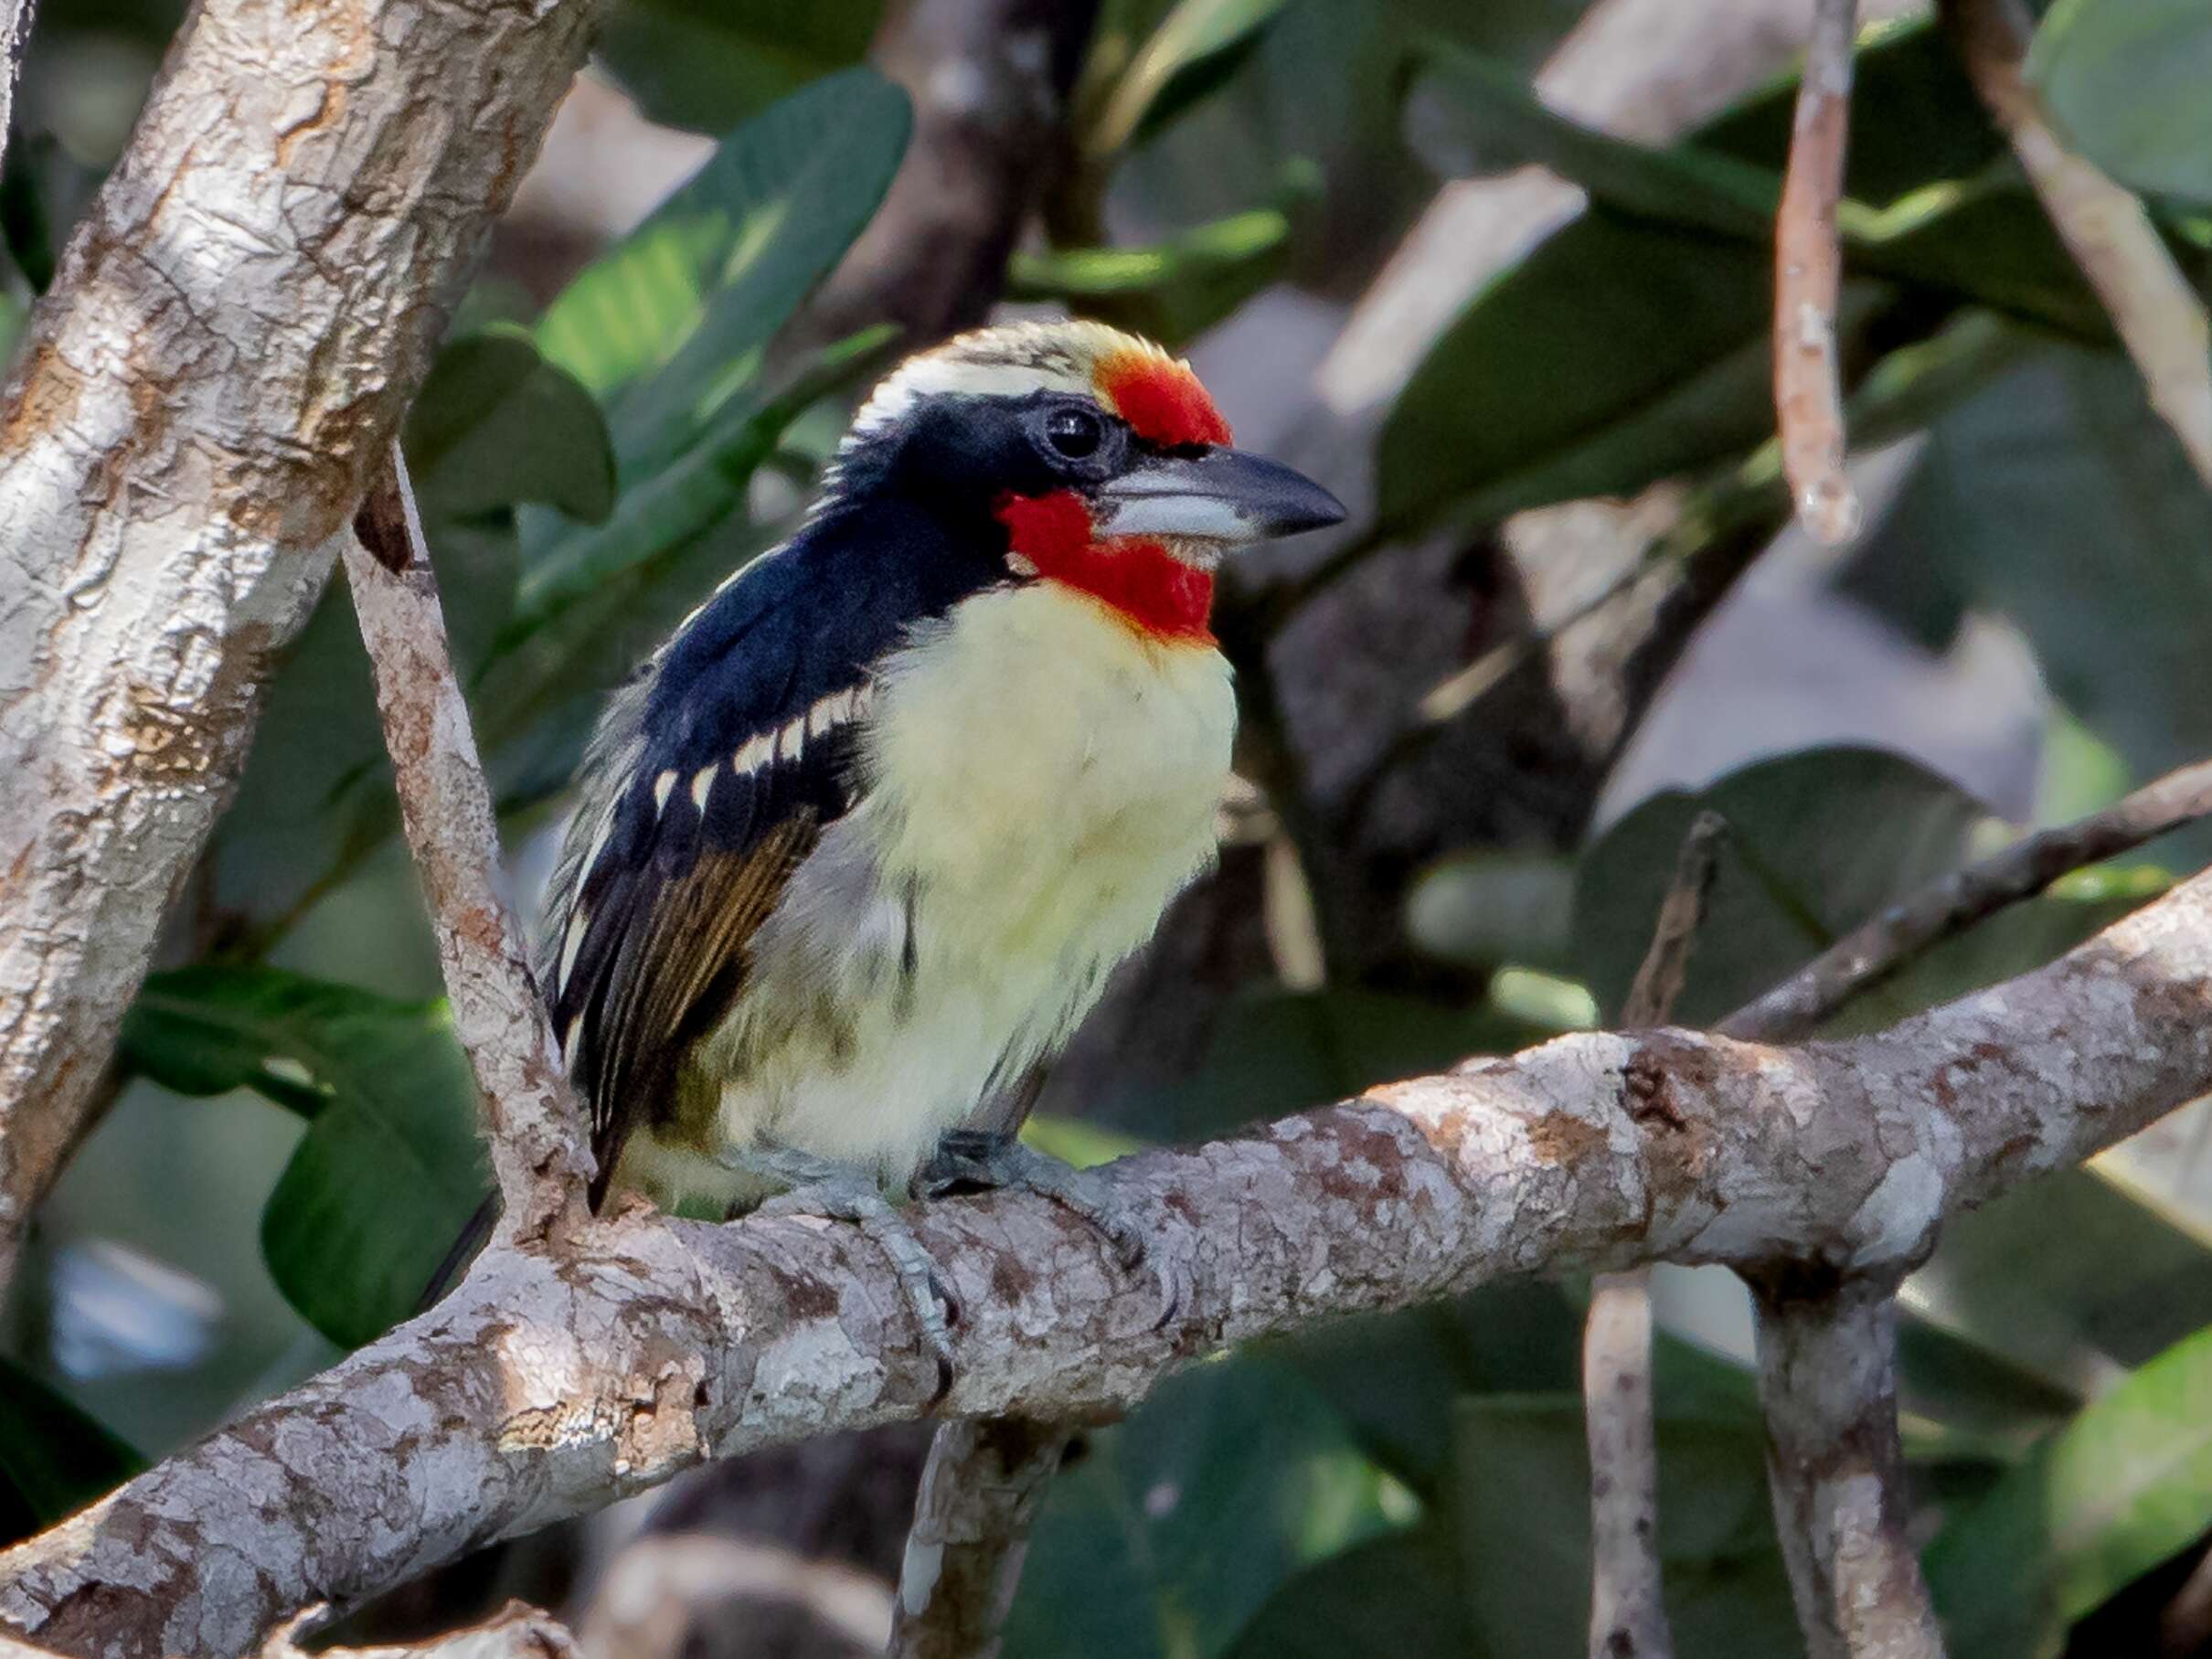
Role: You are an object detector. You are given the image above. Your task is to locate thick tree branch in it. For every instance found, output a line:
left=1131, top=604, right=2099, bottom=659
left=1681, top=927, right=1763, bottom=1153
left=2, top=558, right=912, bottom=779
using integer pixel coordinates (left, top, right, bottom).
left=345, top=446, right=592, bottom=1239
left=0, top=0, right=598, bottom=1298
left=1749, top=1279, right=1941, bottom=1659
left=1942, top=0, right=2212, bottom=488
left=261, top=1601, right=580, bottom=1659
left=1773, top=0, right=1862, bottom=546
left=8, top=856, right=2212, bottom=1655
left=888, top=1419, right=1070, bottom=1659
left=1585, top=812, right=1724, bottom=1659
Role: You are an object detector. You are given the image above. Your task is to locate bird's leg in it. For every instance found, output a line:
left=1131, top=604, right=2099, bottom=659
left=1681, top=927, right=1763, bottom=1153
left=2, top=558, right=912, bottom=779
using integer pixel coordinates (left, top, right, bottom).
left=914, top=1130, right=1159, bottom=1294
left=721, top=1146, right=956, bottom=1397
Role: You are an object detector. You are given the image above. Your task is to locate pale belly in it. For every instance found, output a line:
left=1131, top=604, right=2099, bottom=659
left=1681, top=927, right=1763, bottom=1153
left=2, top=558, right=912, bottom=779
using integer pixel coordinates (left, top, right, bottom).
left=617, top=583, right=1235, bottom=1212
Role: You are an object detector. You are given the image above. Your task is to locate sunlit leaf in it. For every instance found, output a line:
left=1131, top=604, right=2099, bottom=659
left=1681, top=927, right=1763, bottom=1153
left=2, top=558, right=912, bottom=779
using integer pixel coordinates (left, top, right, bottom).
left=1088, top=0, right=1290, bottom=155
left=537, top=67, right=909, bottom=480
left=1928, top=1324, right=2212, bottom=1657
left=405, top=328, right=616, bottom=524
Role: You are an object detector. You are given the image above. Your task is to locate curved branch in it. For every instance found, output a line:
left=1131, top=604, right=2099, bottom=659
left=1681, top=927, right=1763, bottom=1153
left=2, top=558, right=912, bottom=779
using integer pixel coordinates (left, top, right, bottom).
left=0, top=0, right=599, bottom=1297
left=5, top=861, right=2212, bottom=1655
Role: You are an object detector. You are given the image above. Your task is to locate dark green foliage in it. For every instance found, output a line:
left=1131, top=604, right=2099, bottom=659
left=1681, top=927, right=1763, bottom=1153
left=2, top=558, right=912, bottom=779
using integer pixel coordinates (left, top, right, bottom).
left=123, top=969, right=490, bottom=1349
left=0, top=1359, right=145, bottom=1546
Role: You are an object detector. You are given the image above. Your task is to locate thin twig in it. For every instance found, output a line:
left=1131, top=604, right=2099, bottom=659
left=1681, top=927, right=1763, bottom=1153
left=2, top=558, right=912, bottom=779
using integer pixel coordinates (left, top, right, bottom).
left=1773, top=0, right=1862, bottom=546
left=0, top=0, right=32, bottom=181
left=888, top=1419, right=1071, bottom=1659
left=1585, top=812, right=1727, bottom=1659
left=1747, top=1278, right=1942, bottom=1659
left=1943, top=0, right=2212, bottom=488
left=343, top=441, right=594, bottom=1242
left=1722, top=754, right=2212, bottom=1043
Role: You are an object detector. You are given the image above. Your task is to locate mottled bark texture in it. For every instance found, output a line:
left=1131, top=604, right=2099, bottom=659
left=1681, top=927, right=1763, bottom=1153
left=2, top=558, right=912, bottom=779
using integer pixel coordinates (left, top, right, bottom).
left=888, top=1418, right=1071, bottom=1659
left=1751, top=1281, right=1943, bottom=1659
left=0, top=0, right=600, bottom=1293
left=346, top=452, right=593, bottom=1239
left=7, top=866, right=2212, bottom=1656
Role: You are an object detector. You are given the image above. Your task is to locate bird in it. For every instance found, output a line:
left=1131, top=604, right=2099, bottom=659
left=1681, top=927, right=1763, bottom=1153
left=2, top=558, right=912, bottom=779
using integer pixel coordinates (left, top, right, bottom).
left=536, top=318, right=1345, bottom=1371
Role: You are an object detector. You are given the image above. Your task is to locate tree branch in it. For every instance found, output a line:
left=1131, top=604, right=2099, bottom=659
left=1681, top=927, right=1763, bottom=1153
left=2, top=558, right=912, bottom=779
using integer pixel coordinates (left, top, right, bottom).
left=0, top=0, right=30, bottom=179
left=1748, top=1278, right=1941, bottom=1659
left=0, top=0, right=598, bottom=1300
left=1773, top=0, right=1862, bottom=546
left=344, top=445, right=593, bottom=1239
left=888, top=1419, right=1071, bottom=1659
left=1722, top=754, right=2212, bottom=1043
left=7, top=850, right=2212, bottom=1654
left=1942, top=0, right=2212, bottom=488
left=1585, top=812, right=1725, bottom=1659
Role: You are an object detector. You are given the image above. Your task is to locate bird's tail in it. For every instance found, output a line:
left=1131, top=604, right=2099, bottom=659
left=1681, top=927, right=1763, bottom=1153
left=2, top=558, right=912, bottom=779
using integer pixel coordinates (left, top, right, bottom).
left=415, top=1190, right=499, bottom=1315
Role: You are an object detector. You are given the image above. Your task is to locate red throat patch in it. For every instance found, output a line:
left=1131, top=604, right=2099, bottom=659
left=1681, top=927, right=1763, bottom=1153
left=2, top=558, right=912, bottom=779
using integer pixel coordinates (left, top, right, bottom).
left=1095, top=353, right=1232, bottom=449
left=994, top=491, right=1216, bottom=643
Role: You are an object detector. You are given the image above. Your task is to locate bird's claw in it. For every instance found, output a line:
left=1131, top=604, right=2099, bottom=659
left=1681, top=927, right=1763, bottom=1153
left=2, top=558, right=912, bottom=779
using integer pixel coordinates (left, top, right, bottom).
left=727, top=1150, right=957, bottom=1401
left=914, top=1131, right=1182, bottom=1328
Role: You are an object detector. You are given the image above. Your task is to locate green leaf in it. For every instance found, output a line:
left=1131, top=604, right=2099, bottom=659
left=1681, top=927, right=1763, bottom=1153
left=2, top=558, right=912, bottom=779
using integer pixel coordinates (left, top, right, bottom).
left=1224, top=1526, right=1480, bottom=1658
left=537, top=67, right=909, bottom=478
left=1113, top=987, right=1555, bottom=1144
left=594, top=0, right=883, bottom=133
left=122, top=967, right=490, bottom=1350
left=404, top=329, right=616, bottom=523
left=0, top=1359, right=144, bottom=1545
left=1007, top=189, right=1305, bottom=346
left=1089, top=0, right=1290, bottom=155
left=1928, top=1324, right=2212, bottom=1658
left=1694, top=15, right=2002, bottom=207
left=1004, top=1354, right=1394, bottom=1659
left=1842, top=344, right=2212, bottom=786
left=1453, top=1396, right=1799, bottom=1657
left=1412, top=42, right=1779, bottom=240
left=2028, top=0, right=2212, bottom=207
left=1405, top=848, right=1578, bottom=973
left=1377, top=212, right=1792, bottom=535
left=1571, top=747, right=1990, bottom=1029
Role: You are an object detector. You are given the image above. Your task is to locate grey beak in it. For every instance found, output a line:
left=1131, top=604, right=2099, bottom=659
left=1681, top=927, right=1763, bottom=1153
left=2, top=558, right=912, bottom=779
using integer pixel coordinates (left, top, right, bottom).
left=1093, top=447, right=1348, bottom=544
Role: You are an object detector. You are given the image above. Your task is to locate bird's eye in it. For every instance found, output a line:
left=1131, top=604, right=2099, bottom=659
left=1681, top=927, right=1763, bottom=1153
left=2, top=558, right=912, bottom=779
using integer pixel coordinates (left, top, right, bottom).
left=1044, top=406, right=1104, bottom=460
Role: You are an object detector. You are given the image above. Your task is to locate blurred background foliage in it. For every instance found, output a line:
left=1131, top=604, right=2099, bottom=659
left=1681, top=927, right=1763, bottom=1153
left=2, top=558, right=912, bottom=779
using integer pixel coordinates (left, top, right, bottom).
left=9, top=0, right=2212, bottom=1654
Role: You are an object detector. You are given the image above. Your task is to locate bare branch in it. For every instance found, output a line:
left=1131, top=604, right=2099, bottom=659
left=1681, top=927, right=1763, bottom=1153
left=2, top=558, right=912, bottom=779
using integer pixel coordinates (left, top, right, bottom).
left=888, top=1419, right=1071, bottom=1659
left=1943, top=0, right=2212, bottom=488
left=1586, top=812, right=1724, bottom=1659
left=1749, top=1279, right=1941, bottom=1659
left=0, top=0, right=597, bottom=1300
left=1773, top=0, right=1863, bottom=546
left=261, top=1602, right=580, bottom=1659
left=343, top=444, right=592, bottom=1239
left=0, top=0, right=30, bottom=179
left=8, top=857, right=2212, bottom=1654
left=1723, top=754, right=2212, bottom=1043
left=580, top=1535, right=893, bottom=1657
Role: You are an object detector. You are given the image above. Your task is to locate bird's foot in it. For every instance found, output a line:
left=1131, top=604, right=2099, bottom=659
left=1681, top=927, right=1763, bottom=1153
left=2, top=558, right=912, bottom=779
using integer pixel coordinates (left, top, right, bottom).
left=914, top=1131, right=1179, bottom=1326
left=722, top=1147, right=956, bottom=1399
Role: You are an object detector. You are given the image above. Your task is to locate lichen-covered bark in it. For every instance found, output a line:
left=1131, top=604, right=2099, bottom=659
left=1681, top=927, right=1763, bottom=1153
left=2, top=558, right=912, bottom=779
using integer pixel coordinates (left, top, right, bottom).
left=5, top=866, right=2212, bottom=1657
left=0, top=0, right=599, bottom=1292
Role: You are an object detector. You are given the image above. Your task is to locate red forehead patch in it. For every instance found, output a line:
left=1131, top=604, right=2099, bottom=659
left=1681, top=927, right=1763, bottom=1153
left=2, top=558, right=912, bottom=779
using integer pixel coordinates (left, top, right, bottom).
left=1096, top=353, right=1231, bottom=449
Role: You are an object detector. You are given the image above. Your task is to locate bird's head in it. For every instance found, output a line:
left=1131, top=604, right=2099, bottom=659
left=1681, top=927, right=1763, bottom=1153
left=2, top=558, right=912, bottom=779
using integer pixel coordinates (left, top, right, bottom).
left=828, top=320, right=1346, bottom=643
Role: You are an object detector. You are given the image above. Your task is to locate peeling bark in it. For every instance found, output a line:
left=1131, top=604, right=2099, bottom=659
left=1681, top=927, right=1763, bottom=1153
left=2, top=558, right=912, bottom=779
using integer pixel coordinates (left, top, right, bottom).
left=6, top=865, right=2212, bottom=1655
left=0, top=0, right=599, bottom=1298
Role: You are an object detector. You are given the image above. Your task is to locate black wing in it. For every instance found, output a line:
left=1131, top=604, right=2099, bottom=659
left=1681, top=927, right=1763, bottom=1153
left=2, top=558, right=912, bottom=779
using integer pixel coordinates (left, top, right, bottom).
left=538, top=498, right=1006, bottom=1207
